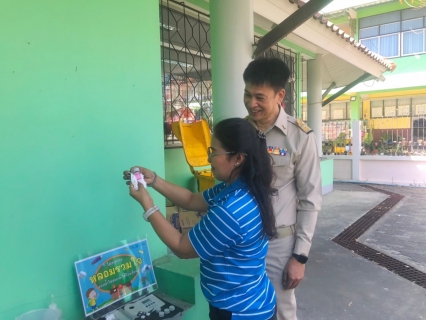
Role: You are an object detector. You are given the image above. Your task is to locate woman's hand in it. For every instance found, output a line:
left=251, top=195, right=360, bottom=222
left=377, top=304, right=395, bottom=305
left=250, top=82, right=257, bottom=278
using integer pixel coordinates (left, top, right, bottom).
left=124, top=166, right=156, bottom=211
left=123, top=166, right=156, bottom=186
left=129, top=182, right=154, bottom=211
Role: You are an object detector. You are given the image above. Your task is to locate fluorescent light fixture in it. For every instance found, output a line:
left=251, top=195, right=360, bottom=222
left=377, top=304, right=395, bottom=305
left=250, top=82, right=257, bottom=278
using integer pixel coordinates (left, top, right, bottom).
left=162, top=59, right=193, bottom=68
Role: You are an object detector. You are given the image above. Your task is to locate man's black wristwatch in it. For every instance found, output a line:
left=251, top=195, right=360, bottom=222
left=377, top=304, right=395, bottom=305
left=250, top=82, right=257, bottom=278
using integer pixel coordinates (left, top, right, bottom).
left=292, top=253, right=308, bottom=264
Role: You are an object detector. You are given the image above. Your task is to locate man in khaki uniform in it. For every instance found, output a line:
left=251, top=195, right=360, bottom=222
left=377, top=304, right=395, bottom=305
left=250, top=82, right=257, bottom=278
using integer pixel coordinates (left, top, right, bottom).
left=243, top=57, right=322, bottom=320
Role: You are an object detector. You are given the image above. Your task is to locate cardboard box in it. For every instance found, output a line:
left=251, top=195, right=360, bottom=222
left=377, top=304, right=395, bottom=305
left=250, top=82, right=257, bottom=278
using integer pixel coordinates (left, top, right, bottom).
left=166, top=206, right=180, bottom=231
left=166, top=206, right=207, bottom=234
left=179, top=210, right=206, bottom=234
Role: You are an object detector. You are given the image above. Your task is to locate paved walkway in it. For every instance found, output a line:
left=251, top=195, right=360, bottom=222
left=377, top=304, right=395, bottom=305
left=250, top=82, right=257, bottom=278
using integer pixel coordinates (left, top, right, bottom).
left=296, top=182, right=426, bottom=320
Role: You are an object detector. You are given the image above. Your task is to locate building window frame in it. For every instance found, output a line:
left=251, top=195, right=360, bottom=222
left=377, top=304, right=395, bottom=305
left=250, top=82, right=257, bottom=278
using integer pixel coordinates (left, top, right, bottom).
left=401, top=28, right=426, bottom=57
left=369, top=97, right=426, bottom=118
left=359, top=8, right=426, bottom=58
left=360, top=33, right=401, bottom=58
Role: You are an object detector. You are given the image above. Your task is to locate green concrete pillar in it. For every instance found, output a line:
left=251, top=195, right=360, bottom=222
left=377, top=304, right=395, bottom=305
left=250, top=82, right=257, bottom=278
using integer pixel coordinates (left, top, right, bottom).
left=307, top=54, right=323, bottom=156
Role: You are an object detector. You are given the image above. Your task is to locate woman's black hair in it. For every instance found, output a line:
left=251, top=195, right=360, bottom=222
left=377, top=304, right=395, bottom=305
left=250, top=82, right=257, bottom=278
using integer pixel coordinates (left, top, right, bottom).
left=213, top=118, right=277, bottom=239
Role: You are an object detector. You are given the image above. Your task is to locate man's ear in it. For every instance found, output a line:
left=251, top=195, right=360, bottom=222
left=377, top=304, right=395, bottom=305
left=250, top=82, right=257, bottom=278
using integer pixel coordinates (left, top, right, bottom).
left=278, top=89, right=286, bottom=104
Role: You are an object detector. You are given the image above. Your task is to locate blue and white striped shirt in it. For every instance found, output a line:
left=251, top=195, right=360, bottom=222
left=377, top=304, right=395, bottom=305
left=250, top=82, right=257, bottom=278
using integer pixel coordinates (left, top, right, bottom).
left=188, top=179, right=276, bottom=319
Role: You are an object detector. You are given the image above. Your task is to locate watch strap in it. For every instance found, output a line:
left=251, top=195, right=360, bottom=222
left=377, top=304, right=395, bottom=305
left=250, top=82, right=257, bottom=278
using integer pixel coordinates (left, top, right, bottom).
left=292, top=253, right=308, bottom=264
left=143, top=205, right=159, bottom=221
left=147, top=172, right=157, bottom=187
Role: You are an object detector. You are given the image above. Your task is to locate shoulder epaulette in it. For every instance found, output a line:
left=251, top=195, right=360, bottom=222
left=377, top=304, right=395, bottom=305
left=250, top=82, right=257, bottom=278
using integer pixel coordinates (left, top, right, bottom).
left=295, top=118, right=313, bottom=134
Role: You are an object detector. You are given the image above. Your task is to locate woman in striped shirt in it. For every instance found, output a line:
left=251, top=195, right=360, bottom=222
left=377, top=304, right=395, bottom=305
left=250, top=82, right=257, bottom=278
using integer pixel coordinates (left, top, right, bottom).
left=125, top=117, right=278, bottom=320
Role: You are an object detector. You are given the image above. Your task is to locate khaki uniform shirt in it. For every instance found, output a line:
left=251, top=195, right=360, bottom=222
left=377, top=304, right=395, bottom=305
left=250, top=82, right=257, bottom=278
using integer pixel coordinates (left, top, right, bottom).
left=248, top=107, right=322, bottom=256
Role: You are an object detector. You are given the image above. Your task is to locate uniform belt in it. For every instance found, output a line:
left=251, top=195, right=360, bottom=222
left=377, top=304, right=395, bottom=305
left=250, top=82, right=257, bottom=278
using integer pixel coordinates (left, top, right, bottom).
left=276, top=224, right=296, bottom=239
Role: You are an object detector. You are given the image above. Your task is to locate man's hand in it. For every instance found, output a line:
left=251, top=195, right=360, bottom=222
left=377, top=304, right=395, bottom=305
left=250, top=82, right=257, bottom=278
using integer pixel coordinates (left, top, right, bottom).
left=282, top=256, right=305, bottom=290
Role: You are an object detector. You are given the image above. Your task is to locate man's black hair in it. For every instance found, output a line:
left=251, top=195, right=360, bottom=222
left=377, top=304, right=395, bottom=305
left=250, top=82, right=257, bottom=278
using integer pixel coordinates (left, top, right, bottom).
left=243, top=57, right=291, bottom=93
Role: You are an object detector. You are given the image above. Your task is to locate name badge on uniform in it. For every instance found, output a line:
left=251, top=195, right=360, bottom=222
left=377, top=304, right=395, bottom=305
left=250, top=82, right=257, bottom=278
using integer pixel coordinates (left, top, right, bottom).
left=267, top=146, right=287, bottom=156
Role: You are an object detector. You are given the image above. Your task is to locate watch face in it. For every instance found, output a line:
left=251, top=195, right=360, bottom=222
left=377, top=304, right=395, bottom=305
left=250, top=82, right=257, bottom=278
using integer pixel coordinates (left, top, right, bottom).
left=299, top=256, right=308, bottom=264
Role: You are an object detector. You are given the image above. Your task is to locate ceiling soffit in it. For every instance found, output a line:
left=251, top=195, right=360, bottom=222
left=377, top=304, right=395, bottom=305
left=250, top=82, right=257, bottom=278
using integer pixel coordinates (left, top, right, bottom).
left=254, top=0, right=391, bottom=80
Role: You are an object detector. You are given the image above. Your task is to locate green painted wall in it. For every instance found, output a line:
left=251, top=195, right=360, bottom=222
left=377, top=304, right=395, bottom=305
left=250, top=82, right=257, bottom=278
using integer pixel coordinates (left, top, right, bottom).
left=165, top=148, right=198, bottom=193
left=0, top=1, right=165, bottom=319
left=153, top=255, right=210, bottom=319
left=320, top=158, right=334, bottom=187
left=350, top=96, right=360, bottom=120
left=390, top=55, right=426, bottom=75
left=357, top=1, right=410, bottom=18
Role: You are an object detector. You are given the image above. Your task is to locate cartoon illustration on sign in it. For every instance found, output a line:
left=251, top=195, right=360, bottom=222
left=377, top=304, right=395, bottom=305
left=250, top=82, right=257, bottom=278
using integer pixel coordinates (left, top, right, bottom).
left=86, top=288, right=98, bottom=311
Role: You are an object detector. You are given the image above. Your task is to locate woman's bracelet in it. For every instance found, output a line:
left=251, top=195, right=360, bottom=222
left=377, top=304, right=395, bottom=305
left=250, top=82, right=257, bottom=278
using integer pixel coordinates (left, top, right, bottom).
left=143, top=205, right=159, bottom=221
left=147, top=171, right=157, bottom=187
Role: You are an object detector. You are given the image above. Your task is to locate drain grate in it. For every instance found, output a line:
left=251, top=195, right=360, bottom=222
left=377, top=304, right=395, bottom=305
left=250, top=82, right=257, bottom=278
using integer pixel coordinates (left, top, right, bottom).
left=332, top=185, right=426, bottom=289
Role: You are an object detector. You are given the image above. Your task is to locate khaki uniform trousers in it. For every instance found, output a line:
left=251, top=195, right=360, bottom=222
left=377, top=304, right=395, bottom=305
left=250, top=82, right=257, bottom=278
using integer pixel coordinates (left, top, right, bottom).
left=266, top=233, right=297, bottom=320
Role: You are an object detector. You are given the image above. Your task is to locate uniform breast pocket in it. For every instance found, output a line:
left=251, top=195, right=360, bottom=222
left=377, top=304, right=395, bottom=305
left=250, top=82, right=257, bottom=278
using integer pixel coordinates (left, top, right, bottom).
left=271, top=154, right=291, bottom=186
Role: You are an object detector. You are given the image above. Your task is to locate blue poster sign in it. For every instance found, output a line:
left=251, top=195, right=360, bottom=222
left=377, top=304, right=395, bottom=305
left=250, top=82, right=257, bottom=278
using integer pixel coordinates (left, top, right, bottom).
left=74, top=239, right=156, bottom=317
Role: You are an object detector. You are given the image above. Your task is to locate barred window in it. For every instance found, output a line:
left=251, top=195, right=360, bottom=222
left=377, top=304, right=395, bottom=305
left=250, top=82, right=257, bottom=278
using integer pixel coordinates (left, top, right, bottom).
left=160, top=2, right=298, bottom=147
left=160, top=1, right=212, bottom=147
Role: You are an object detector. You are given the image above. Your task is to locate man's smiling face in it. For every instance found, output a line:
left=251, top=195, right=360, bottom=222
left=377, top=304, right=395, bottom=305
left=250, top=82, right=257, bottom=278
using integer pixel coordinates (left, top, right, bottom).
left=243, top=83, right=284, bottom=123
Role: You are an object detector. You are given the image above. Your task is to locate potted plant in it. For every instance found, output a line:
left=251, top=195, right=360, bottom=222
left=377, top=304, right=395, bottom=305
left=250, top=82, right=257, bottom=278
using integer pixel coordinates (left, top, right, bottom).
left=334, top=133, right=348, bottom=155
left=363, top=132, right=374, bottom=155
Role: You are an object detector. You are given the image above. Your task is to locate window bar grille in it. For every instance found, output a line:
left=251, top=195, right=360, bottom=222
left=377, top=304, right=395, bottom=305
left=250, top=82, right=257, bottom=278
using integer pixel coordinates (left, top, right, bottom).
left=360, top=98, right=426, bottom=155
left=254, top=36, right=298, bottom=118
left=160, top=0, right=212, bottom=147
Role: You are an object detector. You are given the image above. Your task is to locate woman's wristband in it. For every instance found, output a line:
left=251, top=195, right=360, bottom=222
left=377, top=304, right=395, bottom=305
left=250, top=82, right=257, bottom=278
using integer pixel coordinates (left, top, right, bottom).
left=143, top=205, right=159, bottom=221
left=147, top=171, right=157, bottom=187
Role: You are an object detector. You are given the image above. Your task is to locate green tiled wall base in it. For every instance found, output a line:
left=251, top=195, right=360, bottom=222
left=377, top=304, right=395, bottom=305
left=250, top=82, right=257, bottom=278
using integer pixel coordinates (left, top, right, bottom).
left=153, top=255, right=200, bottom=304
left=180, top=282, right=209, bottom=320
left=153, top=255, right=209, bottom=319
left=321, top=158, right=334, bottom=195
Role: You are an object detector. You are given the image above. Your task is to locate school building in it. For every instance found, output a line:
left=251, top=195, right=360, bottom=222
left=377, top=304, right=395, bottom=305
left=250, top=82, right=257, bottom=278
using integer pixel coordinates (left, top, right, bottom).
left=2, top=0, right=421, bottom=319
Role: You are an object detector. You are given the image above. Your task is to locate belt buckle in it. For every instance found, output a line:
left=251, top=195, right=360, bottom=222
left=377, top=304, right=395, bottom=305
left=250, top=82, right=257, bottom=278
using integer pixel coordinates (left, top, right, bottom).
left=276, top=224, right=295, bottom=239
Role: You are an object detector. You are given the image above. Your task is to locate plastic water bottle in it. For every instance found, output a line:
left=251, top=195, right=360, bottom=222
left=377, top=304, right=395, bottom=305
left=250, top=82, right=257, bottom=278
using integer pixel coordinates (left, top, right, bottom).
left=44, top=304, right=62, bottom=320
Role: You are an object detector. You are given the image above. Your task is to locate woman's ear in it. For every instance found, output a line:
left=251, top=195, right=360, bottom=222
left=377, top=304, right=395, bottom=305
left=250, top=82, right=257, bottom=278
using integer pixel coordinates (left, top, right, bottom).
left=234, top=153, right=245, bottom=166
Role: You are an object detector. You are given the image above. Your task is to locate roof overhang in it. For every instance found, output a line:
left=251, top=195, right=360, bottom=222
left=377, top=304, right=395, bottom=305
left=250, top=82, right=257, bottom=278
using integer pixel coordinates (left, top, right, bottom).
left=253, top=0, right=334, bottom=57
left=254, top=0, right=393, bottom=90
